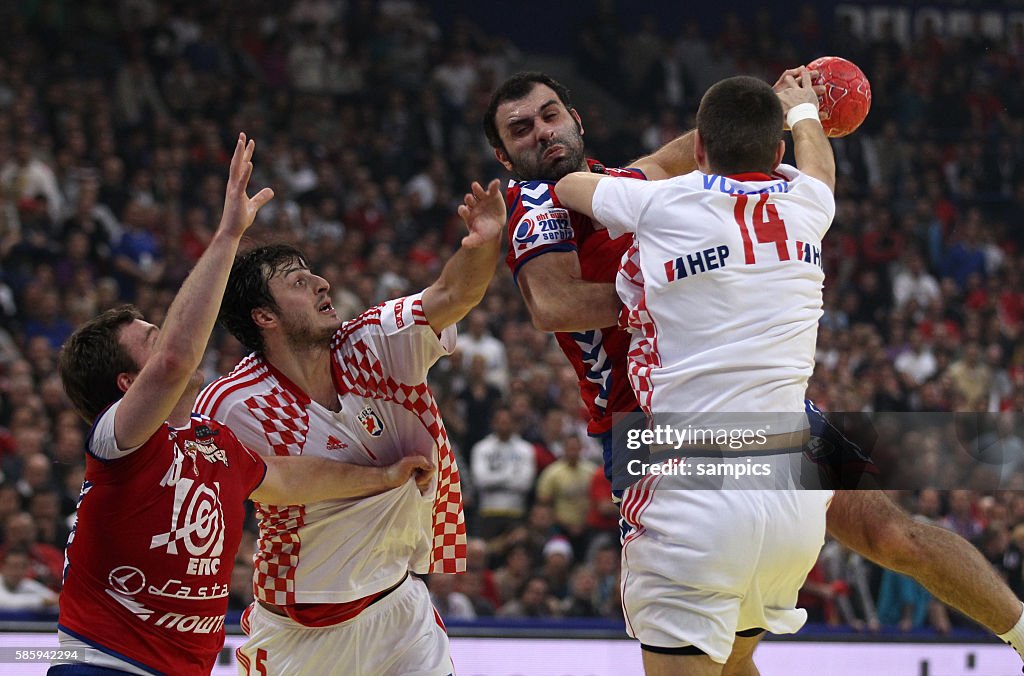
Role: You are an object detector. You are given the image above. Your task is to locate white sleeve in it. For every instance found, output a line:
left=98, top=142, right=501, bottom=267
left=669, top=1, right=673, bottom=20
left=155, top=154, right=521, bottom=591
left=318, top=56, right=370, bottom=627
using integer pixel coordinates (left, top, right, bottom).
left=791, top=172, right=836, bottom=239
left=591, top=177, right=656, bottom=240
left=88, top=399, right=145, bottom=460
left=343, top=291, right=456, bottom=385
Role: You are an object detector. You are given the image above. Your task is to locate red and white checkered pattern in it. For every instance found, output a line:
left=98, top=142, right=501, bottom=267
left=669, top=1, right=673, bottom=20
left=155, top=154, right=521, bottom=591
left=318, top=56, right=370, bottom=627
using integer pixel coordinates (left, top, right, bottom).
left=252, top=502, right=306, bottom=605
left=624, top=294, right=658, bottom=418
left=331, top=298, right=465, bottom=571
left=245, top=391, right=311, bottom=458
left=332, top=331, right=466, bottom=572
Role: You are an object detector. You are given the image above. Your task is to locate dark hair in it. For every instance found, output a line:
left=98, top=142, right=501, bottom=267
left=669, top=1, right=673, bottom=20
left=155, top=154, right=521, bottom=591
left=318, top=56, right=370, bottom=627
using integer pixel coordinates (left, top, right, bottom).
left=696, top=76, right=784, bottom=175
left=58, top=305, right=143, bottom=423
left=484, top=71, right=574, bottom=152
left=220, top=244, right=308, bottom=354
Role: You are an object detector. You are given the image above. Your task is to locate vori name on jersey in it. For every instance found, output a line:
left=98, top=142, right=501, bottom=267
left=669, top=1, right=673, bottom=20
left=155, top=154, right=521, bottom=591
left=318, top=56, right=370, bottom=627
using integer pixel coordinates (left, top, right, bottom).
left=513, top=208, right=572, bottom=253
left=703, top=174, right=791, bottom=194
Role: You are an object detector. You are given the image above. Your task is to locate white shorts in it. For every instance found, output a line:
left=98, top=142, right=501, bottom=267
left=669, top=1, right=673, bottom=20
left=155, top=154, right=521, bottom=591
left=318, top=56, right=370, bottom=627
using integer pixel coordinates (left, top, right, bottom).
left=620, top=485, right=832, bottom=663
left=236, top=576, right=452, bottom=676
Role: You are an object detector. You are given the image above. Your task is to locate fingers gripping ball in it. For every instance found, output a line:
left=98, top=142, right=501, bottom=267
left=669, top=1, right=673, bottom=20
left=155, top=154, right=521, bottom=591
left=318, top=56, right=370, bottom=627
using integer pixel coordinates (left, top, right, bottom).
left=807, top=56, right=872, bottom=138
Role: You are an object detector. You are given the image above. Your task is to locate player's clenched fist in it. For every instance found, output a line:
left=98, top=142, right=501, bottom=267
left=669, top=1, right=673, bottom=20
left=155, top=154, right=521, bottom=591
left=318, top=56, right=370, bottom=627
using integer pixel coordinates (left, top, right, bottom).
left=383, top=455, right=436, bottom=495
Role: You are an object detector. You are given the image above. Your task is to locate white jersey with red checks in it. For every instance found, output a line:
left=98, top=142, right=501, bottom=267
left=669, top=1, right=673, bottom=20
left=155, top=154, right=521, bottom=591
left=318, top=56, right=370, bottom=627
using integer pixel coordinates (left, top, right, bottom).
left=594, top=165, right=834, bottom=425
left=195, top=292, right=466, bottom=607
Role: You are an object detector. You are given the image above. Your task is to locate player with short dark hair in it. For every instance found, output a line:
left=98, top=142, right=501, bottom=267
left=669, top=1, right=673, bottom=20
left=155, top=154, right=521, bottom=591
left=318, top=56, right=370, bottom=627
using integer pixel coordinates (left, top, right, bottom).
left=485, top=69, right=1024, bottom=672
left=557, top=69, right=836, bottom=676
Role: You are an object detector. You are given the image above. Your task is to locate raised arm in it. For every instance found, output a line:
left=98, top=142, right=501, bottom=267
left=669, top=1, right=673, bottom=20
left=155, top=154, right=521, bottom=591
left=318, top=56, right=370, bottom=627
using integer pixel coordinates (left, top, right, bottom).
left=114, top=134, right=273, bottom=449
left=776, top=69, right=836, bottom=192
left=421, top=179, right=504, bottom=333
left=253, top=455, right=435, bottom=504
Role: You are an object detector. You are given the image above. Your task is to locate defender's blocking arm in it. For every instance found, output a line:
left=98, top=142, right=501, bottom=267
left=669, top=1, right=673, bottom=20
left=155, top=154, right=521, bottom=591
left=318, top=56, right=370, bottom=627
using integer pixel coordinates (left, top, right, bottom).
left=421, top=179, right=505, bottom=333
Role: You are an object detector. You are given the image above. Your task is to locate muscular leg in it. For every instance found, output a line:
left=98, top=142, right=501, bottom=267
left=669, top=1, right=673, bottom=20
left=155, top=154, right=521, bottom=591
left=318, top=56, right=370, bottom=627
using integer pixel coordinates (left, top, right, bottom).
left=642, top=650, right=722, bottom=676
left=722, top=632, right=763, bottom=676
left=827, top=490, right=1021, bottom=633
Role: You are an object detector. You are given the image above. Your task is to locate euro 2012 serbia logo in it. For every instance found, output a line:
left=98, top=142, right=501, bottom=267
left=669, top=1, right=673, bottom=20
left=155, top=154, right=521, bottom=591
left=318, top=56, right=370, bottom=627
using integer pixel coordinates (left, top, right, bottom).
left=514, top=218, right=539, bottom=251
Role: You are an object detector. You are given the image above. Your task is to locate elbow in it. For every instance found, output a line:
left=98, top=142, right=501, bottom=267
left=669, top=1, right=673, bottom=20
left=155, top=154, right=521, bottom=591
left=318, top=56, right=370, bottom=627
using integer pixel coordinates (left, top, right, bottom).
left=529, top=306, right=561, bottom=333
left=149, top=350, right=194, bottom=381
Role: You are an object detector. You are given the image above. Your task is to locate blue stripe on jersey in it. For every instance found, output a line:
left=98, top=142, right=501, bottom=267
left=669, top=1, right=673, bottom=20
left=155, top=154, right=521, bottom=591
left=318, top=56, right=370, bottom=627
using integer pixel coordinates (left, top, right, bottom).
left=56, top=625, right=163, bottom=675
left=511, top=242, right=578, bottom=285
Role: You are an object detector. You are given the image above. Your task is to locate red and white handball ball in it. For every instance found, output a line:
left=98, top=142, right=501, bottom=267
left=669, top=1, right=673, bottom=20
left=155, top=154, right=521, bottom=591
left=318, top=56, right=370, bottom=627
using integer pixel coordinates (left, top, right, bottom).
left=807, top=56, right=871, bottom=138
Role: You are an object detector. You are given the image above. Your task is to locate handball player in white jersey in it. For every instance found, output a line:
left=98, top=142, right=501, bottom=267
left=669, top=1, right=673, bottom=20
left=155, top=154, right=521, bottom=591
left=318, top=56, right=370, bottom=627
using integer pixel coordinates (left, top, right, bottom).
left=195, top=180, right=506, bottom=675
left=556, top=72, right=835, bottom=676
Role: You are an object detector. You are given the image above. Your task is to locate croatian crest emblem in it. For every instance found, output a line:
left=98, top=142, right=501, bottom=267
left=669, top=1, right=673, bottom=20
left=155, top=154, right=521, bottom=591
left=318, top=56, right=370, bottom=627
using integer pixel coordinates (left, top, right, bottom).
left=358, top=406, right=385, bottom=437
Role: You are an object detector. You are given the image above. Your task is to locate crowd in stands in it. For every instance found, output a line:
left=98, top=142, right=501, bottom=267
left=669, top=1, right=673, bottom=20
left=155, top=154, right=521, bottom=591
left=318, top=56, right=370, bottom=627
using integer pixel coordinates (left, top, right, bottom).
left=0, top=0, right=1022, bottom=634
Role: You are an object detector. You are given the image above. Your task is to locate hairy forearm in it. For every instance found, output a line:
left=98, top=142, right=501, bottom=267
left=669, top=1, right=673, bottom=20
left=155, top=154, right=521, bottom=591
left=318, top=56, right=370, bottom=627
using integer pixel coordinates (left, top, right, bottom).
left=525, top=279, right=620, bottom=332
left=155, top=232, right=243, bottom=374
left=425, top=237, right=501, bottom=331
left=256, top=456, right=394, bottom=504
left=793, top=120, right=836, bottom=191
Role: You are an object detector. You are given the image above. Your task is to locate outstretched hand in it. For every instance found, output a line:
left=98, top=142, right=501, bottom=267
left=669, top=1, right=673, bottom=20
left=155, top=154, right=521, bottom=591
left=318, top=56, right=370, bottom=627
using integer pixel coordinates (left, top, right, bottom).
left=457, top=179, right=506, bottom=248
left=219, top=133, right=275, bottom=239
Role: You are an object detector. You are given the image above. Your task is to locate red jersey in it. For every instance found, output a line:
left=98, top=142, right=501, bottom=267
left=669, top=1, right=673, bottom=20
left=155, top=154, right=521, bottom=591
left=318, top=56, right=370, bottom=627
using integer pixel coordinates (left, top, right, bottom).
left=504, top=159, right=646, bottom=435
left=58, top=399, right=266, bottom=675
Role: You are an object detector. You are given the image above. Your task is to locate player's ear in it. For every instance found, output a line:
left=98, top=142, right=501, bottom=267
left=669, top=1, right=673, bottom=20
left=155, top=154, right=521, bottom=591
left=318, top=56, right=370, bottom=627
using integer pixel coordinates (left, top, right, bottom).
left=251, top=306, right=276, bottom=330
left=570, top=108, right=584, bottom=136
left=494, top=147, right=514, bottom=172
left=773, top=139, right=785, bottom=170
left=116, top=371, right=136, bottom=394
left=693, top=130, right=708, bottom=171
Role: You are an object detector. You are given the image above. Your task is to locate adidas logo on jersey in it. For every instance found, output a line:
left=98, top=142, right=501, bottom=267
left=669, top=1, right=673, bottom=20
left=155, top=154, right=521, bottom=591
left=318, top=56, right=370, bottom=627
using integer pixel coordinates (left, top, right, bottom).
left=326, top=435, right=348, bottom=450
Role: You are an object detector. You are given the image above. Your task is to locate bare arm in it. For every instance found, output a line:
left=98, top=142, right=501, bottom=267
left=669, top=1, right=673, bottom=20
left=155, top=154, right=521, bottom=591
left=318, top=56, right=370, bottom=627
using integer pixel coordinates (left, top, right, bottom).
left=253, top=455, right=435, bottom=504
left=777, top=69, right=836, bottom=192
left=421, top=180, right=504, bottom=333
left=628, top=130, right=698, bottom=181
left=552, top=171, right=608, bottom=220
left=517, top=251, right=620, bottom=332
left=115, top=134, right=273, bottom=450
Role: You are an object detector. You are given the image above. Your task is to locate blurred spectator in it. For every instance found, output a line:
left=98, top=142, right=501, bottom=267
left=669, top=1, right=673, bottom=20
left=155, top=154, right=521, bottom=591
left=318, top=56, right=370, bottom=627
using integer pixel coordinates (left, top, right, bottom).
left=818, top=538, right=880, bottom=632
left=0, top=138, right=63, bottom=227
left=429, top=573, right=477, bottom=621
left=493, top=543, right=532, bottom=607
left=0, top=512, right=63, bottom=591
left=471, top=407, right=536, bottom=539
left=496, top=576, right=560, bottom=619
left=536, top=435, right=597, bottom=555
left=0, top=547, right=57, bottom=611
left=560, top=565, right=600, bottom=618
left=892, top=252, right=940, bottom=312
left=894, top=329, right=937, bottom=386
left=941, top=490, right=985, bottom=542
left=946, top=343, right=993, bottom=410
left=458, top=310, right=508, bottom=392
left=540, top=536, right=573, bottom=599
